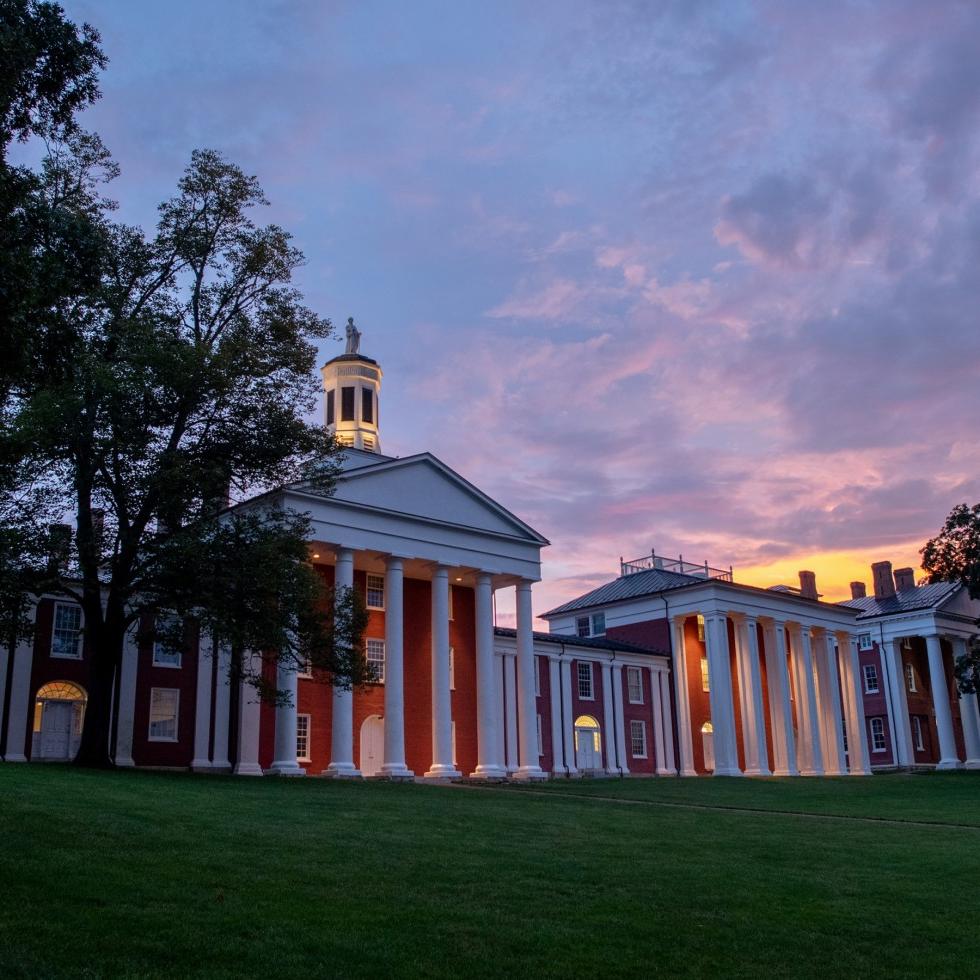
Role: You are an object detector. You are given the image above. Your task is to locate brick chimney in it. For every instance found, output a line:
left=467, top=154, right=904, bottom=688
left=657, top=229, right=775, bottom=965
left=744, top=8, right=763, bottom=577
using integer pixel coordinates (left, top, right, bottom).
left=47, top=523, right=72, bottom=574
left=871, top=561, right=895, bottom=600
left=850, top=581, right=867, bottom=600
left=798, top=570, right=818, bottom=599
left=893, top=567, right=916, bottom=592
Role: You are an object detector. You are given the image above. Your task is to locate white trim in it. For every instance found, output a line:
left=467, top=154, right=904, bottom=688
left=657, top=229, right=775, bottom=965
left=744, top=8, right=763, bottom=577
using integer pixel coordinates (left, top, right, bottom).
left=576, top=660, right=594, bottom=700
left=912, top=715, right=925, bottom=751
left=862, top=662, right=879, bottom=694
left=869, top=716, right=887, bottom=753
left=147, top=687, right=180, bottom=742
left=366, top=637, right=385, bottom=683
left=449, top=646, right=455, bottom=691
left=626, top=665, right=644, bottom=704
left=630, top=719, right=648, bottom=759
left=51, top=602, right=83, bottom=660
left=365, top=573, right=385, bottom=611
left=296, top=712, right=312, bottom=762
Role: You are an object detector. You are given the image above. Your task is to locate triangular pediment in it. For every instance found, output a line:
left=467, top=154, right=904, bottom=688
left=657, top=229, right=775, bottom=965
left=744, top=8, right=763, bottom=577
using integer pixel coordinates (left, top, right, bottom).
left=305, top=453, right=549, bottom=544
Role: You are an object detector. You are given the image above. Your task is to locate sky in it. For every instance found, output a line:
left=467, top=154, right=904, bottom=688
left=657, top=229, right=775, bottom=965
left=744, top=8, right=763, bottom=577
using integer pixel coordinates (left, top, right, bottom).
left=59, top=0, right=980, bottom=622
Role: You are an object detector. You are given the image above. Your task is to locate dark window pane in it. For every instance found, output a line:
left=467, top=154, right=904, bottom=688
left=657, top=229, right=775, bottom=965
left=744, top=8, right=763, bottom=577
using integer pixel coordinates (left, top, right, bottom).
left=326, top=389, right=335, bottom=425
left=362, top=387, right=373, bottom=424
left=341, top=386, right=355, bottom=421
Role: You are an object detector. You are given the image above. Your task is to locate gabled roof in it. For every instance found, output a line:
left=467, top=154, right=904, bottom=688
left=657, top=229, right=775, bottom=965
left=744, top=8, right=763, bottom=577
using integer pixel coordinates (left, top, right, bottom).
left=543, top=567, right=707, bottom=617
left=493, top=626, right=663, bottom=656
left=838, top=581, right=961, bottom=620
left=291, top=451, right=550, bottom=546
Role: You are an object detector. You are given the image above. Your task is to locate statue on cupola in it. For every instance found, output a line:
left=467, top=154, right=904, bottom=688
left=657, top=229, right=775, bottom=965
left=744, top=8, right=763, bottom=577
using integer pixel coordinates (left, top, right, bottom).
left=345, top=317, right=361, bottom=355
left=321, top=317, right=383, bottom=454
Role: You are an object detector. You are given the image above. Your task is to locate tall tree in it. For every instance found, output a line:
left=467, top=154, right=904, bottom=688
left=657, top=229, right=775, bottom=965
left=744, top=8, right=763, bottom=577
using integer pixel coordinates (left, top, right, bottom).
left=922, top=502, right=980, bottom=693
left=4, top=144, right=368, bottom=767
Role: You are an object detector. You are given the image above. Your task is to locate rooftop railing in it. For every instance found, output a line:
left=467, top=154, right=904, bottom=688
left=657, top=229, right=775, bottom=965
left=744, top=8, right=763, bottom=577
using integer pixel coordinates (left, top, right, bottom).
left=620, top=550, right=733, bottom=582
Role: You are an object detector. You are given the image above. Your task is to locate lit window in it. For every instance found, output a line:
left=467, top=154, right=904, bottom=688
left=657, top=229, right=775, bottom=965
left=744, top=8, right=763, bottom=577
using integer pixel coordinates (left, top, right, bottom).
left=152, top=617, right=182, bottom=668
left=51, top=603, right=82, bottom=659
left=366, top=639, right=385, bottom=683
left=366, top=573, right=385, bottom=610
left=905, top=662, right=916, bottom=693
left=148, top=688, right=179, bottom=742
left=870, top=716, right=886, bottom=753
left=537, top=713, right=544, bottom=757
left=912, top=715, right=925, bottom=751
left=858, top=633, right=873, bottom=651
left=700, top=655, right=710, bottom=693
left=577, top=661, right=594, bottom=700
left=630, top=720, right=647, bottom=758
left=576, top=616, right=590, bottom=638
left=627, top=667, right=643, bottom=704
left=863, top=663, right=879, bottom=694
left=697, top=614, right=706, bottom=643
left=297, top=714, right=311, bottom=762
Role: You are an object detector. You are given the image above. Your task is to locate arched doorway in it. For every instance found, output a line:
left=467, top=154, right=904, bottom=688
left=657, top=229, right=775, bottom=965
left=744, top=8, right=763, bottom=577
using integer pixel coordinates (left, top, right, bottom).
left=701, top=721, right=714, bottom=773
left=574, top=715, right=602, bottom=773
left=359, top=715, right=384, bottom=777
left=33, top=682, right=87, bottom=761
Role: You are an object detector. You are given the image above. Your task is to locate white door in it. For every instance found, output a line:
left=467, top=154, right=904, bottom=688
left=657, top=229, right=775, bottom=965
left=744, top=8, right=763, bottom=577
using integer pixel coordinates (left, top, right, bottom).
left=40, top=701, right=73, bottom=760
left=359, top=716, right=384, bottom=777
left=575, top=728, right=600, bottom=772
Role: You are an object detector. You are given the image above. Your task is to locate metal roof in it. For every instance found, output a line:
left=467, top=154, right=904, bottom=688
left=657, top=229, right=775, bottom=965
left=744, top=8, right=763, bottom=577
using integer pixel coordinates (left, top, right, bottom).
left=493, top=626, right=663, bottom=656
left=542, top=567, right=707, bottom=617
left=837, top=581, right=961, bottom=620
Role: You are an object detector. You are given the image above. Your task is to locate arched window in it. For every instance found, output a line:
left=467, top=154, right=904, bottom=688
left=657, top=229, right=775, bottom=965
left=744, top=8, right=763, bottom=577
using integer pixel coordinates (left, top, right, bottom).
left=574, top=715, right=602, bottom=771
left=36, top=681, right=87, bottom=703
left=32, top=682, right=87, bottom=761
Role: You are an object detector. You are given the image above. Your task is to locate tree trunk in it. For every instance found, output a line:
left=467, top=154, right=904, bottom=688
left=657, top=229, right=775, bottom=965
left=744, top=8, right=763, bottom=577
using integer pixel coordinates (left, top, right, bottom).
left=73, top=615, right=124, bottom=769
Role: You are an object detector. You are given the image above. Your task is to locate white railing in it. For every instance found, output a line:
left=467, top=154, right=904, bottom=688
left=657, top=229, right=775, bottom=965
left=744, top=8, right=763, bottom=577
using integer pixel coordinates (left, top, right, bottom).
left=619, top=550, right=733, bottom=582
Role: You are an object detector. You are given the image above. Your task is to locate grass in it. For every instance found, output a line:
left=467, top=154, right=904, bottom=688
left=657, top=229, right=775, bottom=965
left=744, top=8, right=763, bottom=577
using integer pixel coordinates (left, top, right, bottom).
left=1, top=767, right=979, bottom=978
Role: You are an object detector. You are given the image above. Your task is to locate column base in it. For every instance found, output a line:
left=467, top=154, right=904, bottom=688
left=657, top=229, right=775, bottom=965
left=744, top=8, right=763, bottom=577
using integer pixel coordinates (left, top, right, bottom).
left=4, top=754, right=27, bottom=763
left=964, top=759, right=980, bottom=770
left=773, top=768, right=800, bottom=777
left=470, top=764, right=508, bottom=780
left=266, top=762, right=306, bottom=777
left=210, top=761, right=232, bottom=773
left=847, top=768, right=872, bottom=776
left=657, top=767, right=677, bottom=776
left=189, top=759, right=211, bottom=772
left=424, top=765, right=462, bottom=780
left=679, top=767, right=698, bottom=778
left=743, top=767, right=773, bottom=777
left=321, top=763, right=362, bottom=778
left=800, top=768, right=825, bottom=777
left=232, top=762, right=264, bottom=777
left=116, top=756, right=136, bottom=768
left=379, top=764, right=415, bottom=780
left=712, top=767, right=744, bottom=777
left=512, top=765, right=548, bottom=781
left=936, top=759, right=963, bottom=771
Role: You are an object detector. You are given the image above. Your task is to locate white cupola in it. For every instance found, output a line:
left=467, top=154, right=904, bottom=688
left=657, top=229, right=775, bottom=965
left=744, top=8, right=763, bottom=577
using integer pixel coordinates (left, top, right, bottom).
left=320, top=317, right=382, bottom=453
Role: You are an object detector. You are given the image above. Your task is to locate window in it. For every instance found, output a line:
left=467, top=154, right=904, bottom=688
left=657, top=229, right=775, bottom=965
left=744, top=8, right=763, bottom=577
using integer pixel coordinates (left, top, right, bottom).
left=449, top=647, right=455, bottom=690
left=297, top=714, right=311, bottom=762
left=630, top=720, right=648, bottom=758
left=700, top=655, right=710, bottom=693
left=537, top=713, right=544, bottom=756
left=902, top=636, right=913, bottom=650
left=575, top=613, right=605, bottom=637
left=577, top=661, right=594, bottom=699
left=51, top=603, right=82, bottom=659
left=858, top=633, right=873, bottom=651
left=341, top=386, right=355, bottom=421
left=576, top=616, right=590, bottom=638
left=912, top=715, right=925, bottom=751
left=591, top=612, right=605, bottom=637
left=326, top=389, right=335, bottom=426
left=534, top=657, right=540, bottom=697
left=148, top=688, right=179, bottom=741
left=697, top=614, right=705, bottom=643
left=448, top=586, right=454, bottom=621
left=863, top=663, right=879, bottom=694
left=298, top=656, right=313, bottom=679
left=627, top=667, right=643, bottom=704
left=870, top=716, right=886, bottom=753
left=152, top=618, right=182, bottom=668
left=366, top=573, right=385, bottom=610
left=905, top=662, right=916, bottom=693
left=366, top=639, right=385, bottom=683
left=451, top=720, right=457, bottom=765
left=361, top=387, right=374, bottom=424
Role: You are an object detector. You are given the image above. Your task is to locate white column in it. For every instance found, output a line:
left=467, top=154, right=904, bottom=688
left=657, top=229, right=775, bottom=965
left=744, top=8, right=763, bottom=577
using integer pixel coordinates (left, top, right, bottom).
left=885, top=638, right=915, bottom=766
left=671, top=616, right=697, bottom=776
left=926, top=633, right=961, bottom=770
left=952, top=637, right=980, bottom=769
left=4, top=604, right=36, bottom=762
left=268, top=657, right=304, bottom=776
left=494, top=654, right=506, bottom=770
left=763, top=621, right=798, bottom=776
left=211, top=642, right=232, bottom=770
left=735, top=617, right=770, bottom=776
left=650, top=667, right=666, bottom=774
left=425, top=565, right=459, bottom=778
left=190, top=627, right=213, bottom=771
left=789, top=624, right=824, bottom=775
left=514, top=581, right=546, bottom=779
left=114, top=624, right=139, bottom=768
left=612, top=663, right=629, bottom=775
left=704, top=612, right=741, bottom=776
left=472, top=572, right=505, bottom=778
left=504, top=654, right=519, bottom=772
left=560, top=657, right=578, bottom=776
left=600, top=661, right=618, bottom=774
left=233, top=654, right=263, bottom=776
left=837, top=632, right=871, bottom=775
left=325, top=547, right=360, bottom=777
left=381, top=556, right=413, bottom=778
left=658, top=671, right=676, bottom=775
left=548, top=656, right=566, bottom=776
left=814, top=630, right=847, bottom=775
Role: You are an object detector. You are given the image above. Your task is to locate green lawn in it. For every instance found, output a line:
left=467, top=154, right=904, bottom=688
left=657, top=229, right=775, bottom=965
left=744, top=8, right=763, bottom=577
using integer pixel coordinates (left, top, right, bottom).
left=1, top=767, right=978, bottom=978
